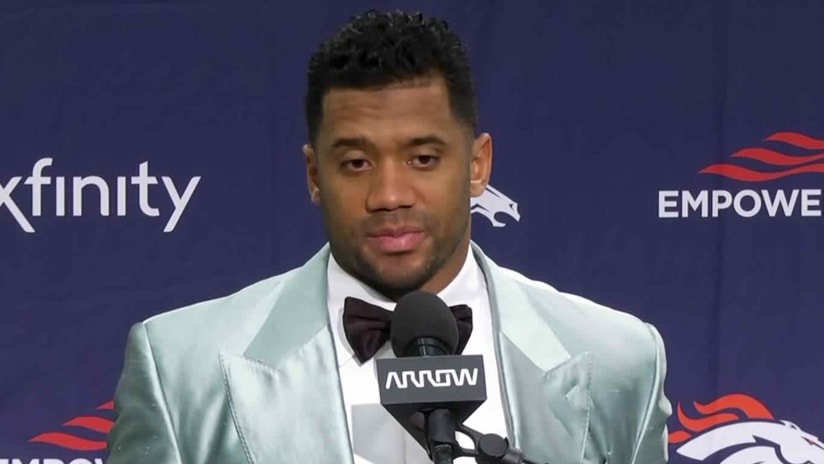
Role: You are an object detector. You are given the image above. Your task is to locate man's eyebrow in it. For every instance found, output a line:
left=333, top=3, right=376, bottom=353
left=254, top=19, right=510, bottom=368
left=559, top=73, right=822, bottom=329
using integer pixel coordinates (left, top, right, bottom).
left=406, top=135, right=448, bottom=147
left=328, top=135, right=448, bottom=151
left=330, top=137, right=369, bottom=150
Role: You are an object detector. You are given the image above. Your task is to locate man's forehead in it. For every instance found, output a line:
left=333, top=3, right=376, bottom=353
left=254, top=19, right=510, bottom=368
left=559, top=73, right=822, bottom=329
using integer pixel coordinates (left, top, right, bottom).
left=316, top=78, right=458, bottom=145
left=322, top=77, right=449, bottom=111
left=328, top=75, right=446, bottom=95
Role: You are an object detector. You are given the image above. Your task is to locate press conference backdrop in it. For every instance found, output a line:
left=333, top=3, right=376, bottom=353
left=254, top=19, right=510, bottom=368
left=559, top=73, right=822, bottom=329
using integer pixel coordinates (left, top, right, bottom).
left=1, top=1, right=822, bottom=463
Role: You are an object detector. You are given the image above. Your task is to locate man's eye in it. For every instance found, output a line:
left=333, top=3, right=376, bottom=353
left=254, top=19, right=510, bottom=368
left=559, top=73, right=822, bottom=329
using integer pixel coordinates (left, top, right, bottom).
left=343, top=159, right=370, bottom=171
left=410, top=155, right=439, bottom=167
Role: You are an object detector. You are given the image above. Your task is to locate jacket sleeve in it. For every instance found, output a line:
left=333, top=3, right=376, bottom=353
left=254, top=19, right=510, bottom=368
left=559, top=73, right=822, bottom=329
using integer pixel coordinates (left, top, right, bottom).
left=107, top=322, right=184, bottom=464
left=630, top=323, right=673, bottom=464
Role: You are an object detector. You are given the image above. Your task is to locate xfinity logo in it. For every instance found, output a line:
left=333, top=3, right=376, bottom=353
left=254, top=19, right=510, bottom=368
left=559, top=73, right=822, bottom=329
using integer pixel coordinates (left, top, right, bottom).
left=385, top=368, right=479, bottom=390
left=0, top=158, right=201, bottom=232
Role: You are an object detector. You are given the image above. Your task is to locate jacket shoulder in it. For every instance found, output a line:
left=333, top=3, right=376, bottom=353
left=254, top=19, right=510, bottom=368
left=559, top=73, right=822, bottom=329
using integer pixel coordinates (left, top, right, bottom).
left=495, top=266, right=662, bottom=371
left=140, top=267, right=300, bottom=353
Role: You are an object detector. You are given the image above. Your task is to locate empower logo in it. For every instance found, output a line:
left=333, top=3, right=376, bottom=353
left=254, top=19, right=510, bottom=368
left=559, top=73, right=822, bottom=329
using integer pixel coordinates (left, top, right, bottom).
left=384, top=368, right=479, bottom=390
left=0, top=401, right=113, bottom=464
left=0, top=158, right=200, bottom=232
left=29, top=400, right=113, bottom=451
left=658, top=131, right=824, bottom=218
left=0, top=459, right=104, bottom=464
left=669, top=393, right=824, bottom=463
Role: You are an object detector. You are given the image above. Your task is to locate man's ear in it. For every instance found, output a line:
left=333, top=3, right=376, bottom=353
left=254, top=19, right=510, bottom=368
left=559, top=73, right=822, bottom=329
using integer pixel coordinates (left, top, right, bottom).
left=470, top=133, right=492, bottom=197
left=303, top=144, right=320, bottom=205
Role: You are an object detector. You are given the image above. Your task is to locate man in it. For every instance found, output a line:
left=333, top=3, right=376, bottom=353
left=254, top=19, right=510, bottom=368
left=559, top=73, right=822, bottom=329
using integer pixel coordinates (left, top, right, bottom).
left=107, top=9, right=671, bottom=464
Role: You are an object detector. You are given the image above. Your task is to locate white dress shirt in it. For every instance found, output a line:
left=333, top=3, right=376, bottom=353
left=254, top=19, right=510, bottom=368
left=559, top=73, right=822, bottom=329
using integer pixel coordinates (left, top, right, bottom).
left=326, top=246, right=508, bottom=464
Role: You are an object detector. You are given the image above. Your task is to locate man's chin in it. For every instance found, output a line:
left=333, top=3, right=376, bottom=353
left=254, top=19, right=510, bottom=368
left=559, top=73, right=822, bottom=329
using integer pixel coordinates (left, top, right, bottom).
left=358, top=253, right=433, bottom=295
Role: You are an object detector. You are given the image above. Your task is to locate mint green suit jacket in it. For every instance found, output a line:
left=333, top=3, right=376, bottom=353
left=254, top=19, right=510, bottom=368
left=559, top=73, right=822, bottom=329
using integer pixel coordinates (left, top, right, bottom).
left=106, top=243, right=672, bottom=464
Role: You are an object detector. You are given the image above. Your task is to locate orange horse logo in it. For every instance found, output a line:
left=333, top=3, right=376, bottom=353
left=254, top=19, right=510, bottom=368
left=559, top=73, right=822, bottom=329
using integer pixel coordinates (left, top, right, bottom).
left=670, top=394, right=824, bottom=463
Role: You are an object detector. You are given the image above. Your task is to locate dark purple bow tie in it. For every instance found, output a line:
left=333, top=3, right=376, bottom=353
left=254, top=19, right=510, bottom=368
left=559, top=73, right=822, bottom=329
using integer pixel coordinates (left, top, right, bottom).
left=342, top=296, right=473, bottom=363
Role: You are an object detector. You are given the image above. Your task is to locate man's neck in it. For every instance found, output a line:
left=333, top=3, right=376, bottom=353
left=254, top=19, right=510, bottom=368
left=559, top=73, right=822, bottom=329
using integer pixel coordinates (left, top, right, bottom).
left=328, top=239, right=474, bottom=305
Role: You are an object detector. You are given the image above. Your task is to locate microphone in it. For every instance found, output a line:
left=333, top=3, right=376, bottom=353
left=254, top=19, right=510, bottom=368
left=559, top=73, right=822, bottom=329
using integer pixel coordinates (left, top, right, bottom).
left=376, top=291, right=487, bottom=464
left=390, top=290, right=458, bottom=357
left=377, top=291, right=546, bottom=464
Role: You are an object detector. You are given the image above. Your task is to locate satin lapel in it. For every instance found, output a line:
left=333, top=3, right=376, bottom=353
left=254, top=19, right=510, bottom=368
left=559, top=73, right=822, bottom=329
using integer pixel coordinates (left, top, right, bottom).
left=473, top=243, right=591, bottom=464
left=220, top=245, right=352, bottom=464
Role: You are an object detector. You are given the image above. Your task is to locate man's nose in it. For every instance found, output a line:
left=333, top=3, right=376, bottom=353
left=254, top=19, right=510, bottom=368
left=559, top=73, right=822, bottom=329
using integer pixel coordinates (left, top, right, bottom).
left=365, top=161, right=415, bottom=212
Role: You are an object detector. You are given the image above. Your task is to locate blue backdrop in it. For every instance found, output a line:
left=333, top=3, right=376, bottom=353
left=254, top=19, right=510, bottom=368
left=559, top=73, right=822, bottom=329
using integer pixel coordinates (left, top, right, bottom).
left=2, top=1, right=822, bottom=463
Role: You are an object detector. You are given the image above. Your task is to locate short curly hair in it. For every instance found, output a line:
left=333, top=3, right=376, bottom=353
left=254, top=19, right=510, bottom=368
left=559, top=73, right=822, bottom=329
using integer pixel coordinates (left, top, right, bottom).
left=304, top=9, right=478, bottom=144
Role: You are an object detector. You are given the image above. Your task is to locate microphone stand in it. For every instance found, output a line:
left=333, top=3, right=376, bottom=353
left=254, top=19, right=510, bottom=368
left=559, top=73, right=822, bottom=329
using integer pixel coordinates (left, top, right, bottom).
left=426, top=409, right=459, bottom=464
left=426, top=416, right=547, bottom=464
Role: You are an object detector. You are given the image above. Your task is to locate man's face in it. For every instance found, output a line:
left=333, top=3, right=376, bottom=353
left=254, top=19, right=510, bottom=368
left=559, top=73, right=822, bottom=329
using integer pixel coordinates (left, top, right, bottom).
left=304, top=76, right=491, bottom=299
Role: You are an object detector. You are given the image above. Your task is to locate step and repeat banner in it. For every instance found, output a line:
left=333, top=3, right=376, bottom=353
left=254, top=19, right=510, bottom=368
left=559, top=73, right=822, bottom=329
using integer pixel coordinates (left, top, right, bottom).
left=1, top=1, right=822, bottom=463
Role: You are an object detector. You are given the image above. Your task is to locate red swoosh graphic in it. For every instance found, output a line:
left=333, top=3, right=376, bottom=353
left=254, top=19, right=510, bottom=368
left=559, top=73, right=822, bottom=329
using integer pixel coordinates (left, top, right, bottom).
left=699, top=162, right=824, bottom=181
left=669, top=394, right=777, bottom=447
left=97, top=401, right=114, bottom=410
left=668, top=430, right=692, bottom=444
left=732, top=147, right=824, bottom=166
left=765, top=131, right=824, bottom=150
left=64, top=416, right=114, bottom=434
left=29, top=432, right=106, bottom=451
left=676, top=403, right=739, bottom=432
left=693, top=393, right=773, bottom=420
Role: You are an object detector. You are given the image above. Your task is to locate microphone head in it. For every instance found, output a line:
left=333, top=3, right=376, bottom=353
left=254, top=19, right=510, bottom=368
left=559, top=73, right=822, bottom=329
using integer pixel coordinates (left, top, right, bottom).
left=390, top=290, right=459, bottom=357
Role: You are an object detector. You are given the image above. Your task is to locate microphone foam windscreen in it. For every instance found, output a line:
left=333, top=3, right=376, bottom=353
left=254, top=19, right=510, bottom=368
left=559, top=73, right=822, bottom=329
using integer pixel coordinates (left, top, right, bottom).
left=390, top=290, right=459, bottom=357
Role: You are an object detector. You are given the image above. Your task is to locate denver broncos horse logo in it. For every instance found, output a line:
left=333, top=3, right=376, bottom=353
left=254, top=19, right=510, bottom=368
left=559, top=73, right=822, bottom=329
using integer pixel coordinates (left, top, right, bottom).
left=470, top=184, right=520, bottom=227
left=670, top=393, right=824, bottom=463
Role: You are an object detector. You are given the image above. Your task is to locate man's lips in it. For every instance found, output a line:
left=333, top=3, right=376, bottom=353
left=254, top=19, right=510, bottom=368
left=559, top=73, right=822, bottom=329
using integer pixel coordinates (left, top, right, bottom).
left=366, top=227, right=425, bottom=253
